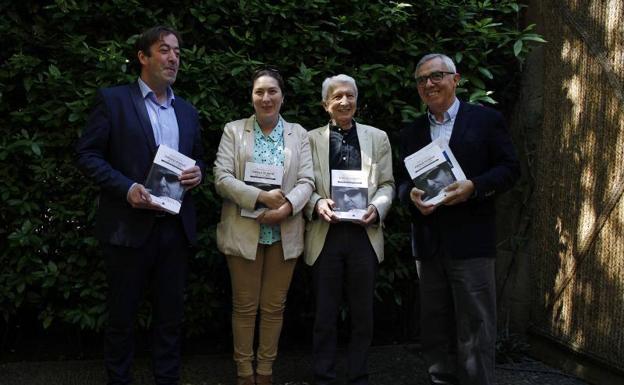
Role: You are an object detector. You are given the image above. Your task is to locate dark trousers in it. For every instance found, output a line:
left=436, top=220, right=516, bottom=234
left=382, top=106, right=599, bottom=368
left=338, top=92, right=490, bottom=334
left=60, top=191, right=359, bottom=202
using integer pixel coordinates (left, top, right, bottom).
left=103, top=216, right=190, bottom=385
left=416, top=254, right=496, bottom=385
left=312, top=223, right=377, bottom=385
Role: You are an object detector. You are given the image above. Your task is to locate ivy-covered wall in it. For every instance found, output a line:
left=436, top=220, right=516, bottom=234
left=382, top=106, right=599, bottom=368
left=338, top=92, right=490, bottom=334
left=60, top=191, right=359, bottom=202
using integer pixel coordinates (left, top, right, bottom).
left=0, top=0, right=540, bottom=343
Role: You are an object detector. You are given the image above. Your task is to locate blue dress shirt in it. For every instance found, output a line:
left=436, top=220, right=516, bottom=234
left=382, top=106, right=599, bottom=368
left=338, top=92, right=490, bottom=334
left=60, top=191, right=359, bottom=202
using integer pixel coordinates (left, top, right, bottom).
left=138, top=77, right=180, bottom=151
left=428, top=97, right=460, bottom=145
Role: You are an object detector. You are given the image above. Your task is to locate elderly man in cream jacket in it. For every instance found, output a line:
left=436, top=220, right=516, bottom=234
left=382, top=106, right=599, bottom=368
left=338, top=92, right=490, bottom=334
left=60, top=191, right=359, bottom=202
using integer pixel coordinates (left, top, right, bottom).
left=304, top=74, right=394, bottom=385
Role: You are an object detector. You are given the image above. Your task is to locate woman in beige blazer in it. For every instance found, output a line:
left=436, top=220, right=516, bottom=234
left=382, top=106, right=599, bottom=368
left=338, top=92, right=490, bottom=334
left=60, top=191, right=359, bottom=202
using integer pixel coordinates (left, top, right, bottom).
left=213, top=68, right=314, bottom=385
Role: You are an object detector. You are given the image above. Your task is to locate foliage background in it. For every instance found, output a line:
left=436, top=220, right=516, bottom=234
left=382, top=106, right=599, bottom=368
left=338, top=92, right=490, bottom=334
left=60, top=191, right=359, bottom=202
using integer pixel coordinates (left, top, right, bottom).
left=0, top=0, right=540, bottom=356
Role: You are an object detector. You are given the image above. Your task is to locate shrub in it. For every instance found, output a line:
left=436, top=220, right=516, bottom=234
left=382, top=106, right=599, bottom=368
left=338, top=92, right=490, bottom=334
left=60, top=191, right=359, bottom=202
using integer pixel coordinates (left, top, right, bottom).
left=0, top=0, right=541, bottom=341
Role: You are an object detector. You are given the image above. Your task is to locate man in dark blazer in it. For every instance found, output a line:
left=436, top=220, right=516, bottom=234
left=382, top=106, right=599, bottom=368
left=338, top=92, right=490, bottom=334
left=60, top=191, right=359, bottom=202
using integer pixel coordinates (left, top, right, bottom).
left=76, top=26, right=204, bottom=385
left=398, top=53, right=520, bottom=385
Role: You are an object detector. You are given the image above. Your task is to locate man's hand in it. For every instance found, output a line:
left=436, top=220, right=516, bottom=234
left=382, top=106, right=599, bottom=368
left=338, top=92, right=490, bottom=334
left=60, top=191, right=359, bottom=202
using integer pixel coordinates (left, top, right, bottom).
left=410, top=187, right=437, bottom=216
left=127, top=184, right=164, bottom=210
left=258, top=189, right=287, bottom=210
left=257, top=201, right=293, bottom=225
left=316, top=198, right=339, bottom=223
left=179, top=165, right=202, bottom=190
left=441, top=180, right=474, bottom=206
left=357, top=205, right=378, bottom=226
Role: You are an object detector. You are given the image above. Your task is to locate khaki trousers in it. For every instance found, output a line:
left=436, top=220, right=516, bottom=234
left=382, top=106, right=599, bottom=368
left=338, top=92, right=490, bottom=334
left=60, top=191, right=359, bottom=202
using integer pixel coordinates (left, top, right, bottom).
left=227, top=242, right=296, bottom=377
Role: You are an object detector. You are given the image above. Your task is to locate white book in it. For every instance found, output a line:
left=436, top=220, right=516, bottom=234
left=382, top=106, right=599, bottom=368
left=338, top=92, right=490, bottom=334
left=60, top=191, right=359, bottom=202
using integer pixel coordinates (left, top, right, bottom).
left=241, top=162, right=284, bottom=218
left=144, top=145, right=196, bottom=214
left=403, top=138, right=466, bottom=205
left=331, top=169, right=368, bottom=221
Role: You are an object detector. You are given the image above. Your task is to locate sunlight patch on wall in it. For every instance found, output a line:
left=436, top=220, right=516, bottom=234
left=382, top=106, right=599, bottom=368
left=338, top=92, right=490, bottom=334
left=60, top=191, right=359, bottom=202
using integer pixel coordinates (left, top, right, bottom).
left=598, top=215, right=624, bottom=283
left=562, top=74, right=583, bottom=145
left=576, top=188, right=597, bottom=249
left=604, top=0, right=622, bottom=48
left=560, top=39, right=576, bottom=63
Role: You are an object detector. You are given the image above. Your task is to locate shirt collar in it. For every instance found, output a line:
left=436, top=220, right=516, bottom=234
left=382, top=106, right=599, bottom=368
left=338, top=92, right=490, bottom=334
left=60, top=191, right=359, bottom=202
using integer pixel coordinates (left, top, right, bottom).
left=329, top=119, right=357, bottom=134
left=427, top=97, right=459, bottom=126
left=254, top=116, right=283, bottom=142
left=138, top=77, right=175, bottom=107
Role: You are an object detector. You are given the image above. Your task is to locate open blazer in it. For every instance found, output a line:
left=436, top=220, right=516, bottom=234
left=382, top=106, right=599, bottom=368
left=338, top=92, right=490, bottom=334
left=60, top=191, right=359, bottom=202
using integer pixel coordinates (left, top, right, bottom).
left=303, top=123, right=395, bottom=265
left=76, top=82, right=205, bottom=247
left=214, top=116, right=315, bottom=260
left=397, top=101, right=520, bottom=260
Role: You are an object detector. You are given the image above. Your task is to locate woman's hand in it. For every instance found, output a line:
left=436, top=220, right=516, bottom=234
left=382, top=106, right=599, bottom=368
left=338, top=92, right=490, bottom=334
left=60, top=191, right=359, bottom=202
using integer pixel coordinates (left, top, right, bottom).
left=258, top=189, right=286, bottom=210
left=257, top=201, right=293, bottom=225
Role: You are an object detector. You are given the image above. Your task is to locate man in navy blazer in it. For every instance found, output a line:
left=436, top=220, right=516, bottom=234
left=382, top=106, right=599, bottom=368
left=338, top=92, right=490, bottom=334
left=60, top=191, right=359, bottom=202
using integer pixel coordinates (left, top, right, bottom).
left=76, top=26, right=204, bottom=385
left=398, top=54, right=519, bottom=385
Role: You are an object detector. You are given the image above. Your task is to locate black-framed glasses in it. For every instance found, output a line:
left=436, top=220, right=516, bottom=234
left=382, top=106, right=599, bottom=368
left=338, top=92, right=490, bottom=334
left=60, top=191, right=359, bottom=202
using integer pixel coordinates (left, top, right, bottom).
left=415, top=71, right=455, bottom=86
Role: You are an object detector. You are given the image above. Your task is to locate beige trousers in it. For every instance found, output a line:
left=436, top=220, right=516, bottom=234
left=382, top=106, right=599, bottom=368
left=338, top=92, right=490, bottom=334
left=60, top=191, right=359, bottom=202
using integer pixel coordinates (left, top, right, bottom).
left=227, top=242, right=296, bottom=377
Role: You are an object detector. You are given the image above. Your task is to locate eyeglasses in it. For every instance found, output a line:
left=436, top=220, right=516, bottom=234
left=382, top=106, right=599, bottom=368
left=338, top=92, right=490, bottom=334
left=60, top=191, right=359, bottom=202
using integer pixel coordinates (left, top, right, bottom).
left=415, top=71, right=455, bottom=86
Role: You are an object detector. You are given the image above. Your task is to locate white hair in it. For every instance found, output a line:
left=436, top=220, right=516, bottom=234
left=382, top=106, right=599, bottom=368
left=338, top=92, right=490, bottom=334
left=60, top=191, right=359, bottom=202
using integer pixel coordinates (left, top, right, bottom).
left=415, top=53, right=457, bottom=77
left=321, top=74, right=358, bottom=102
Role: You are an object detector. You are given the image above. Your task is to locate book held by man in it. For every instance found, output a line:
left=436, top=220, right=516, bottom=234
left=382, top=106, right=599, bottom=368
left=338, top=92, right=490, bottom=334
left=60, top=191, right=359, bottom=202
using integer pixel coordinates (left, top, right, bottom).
left=403, top=138, right=466, bottom=205
left=241, top=162, right=284, bottom=218
left=331, top=169, right=368, bottom=221
left=144, top=145, right=196, bottom=214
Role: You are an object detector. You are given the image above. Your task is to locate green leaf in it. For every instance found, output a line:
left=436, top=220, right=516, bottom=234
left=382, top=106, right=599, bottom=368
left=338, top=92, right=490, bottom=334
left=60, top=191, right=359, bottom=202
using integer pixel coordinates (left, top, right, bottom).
left=48, top=261, right=58, bottom=274
left=465, top=75, right=486, bottom=89
left=478, top=67, right=494, bottom=79
left=43, top=315, right=53, bottom=329
left=230, top=66, right=246, bottom=76
left=31, top=142, right=41, bottom=156
left=49, top=64, right=61, bottom=78
left=521, top=35, right=547, bottom=43
left=513, top=40, right=523, bottom=56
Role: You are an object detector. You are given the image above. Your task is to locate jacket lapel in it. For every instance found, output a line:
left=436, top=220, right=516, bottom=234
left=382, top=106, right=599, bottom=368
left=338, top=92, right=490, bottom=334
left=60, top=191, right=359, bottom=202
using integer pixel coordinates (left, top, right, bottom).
left=357, top=123, right=372, bottom=180
left=416, top=115, right=432, bottom=148
left=129, top=82, right=157, bottom=155
left=283, top=120, right=293, bottom=181
left=317, top=124, right=331, bottom=198
left=238, top=116, right=255, bottom=179
left=449, top=101, right=468, bottom=151
left=174, top=101, right=189, bottom=155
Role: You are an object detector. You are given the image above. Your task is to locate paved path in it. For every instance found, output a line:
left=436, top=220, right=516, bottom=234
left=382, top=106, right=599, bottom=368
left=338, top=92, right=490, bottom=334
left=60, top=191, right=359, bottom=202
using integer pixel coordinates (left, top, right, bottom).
left=0, top=344, right=590, bottom=385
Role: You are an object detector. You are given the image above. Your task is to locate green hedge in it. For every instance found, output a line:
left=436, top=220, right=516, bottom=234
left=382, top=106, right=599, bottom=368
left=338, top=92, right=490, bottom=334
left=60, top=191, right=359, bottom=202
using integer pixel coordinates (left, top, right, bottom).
left=0, top=0, right=541, bottom=338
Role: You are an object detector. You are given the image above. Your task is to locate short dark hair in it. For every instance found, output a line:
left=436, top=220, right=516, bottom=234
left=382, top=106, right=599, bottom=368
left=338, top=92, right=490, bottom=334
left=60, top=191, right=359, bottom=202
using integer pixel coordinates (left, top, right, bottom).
left=252, top=67, right=285, bottom=93
left=133, top=26, right=181, bottom=73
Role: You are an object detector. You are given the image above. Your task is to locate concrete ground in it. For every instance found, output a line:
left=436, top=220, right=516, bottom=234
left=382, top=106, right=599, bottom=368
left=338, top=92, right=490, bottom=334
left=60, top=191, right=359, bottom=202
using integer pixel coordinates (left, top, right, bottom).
left=0, top=344, right=591, bottom=385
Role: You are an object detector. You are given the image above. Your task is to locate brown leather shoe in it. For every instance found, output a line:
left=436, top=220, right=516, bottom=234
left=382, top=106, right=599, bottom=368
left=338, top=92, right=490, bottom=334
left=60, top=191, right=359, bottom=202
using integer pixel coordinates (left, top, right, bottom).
left=236, top=375, right=255, bottom=385
left=255, top=373, right=273, bottom=384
